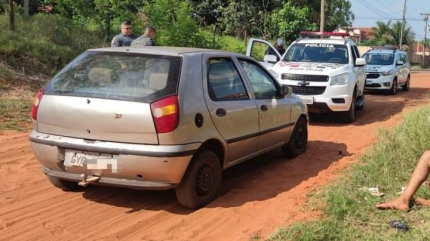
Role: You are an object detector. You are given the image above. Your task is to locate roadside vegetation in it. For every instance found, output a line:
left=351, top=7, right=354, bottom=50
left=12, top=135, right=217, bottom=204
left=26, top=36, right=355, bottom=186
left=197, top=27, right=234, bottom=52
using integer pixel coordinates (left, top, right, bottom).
left=0, top=0, right=356, bottom=76
left=0, top=98, right=32, bottom=132
left=268, top=104, right=430, bottom=241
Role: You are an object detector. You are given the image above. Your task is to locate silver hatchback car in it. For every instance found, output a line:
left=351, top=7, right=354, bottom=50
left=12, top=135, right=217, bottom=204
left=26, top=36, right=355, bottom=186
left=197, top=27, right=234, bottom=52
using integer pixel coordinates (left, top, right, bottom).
left=29, top=47, right=308, bottom=209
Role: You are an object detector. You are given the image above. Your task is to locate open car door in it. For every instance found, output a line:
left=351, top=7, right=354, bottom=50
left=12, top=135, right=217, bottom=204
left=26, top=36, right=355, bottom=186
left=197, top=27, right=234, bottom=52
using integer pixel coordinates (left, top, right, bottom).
left=245, top=38, right=282, bottom=70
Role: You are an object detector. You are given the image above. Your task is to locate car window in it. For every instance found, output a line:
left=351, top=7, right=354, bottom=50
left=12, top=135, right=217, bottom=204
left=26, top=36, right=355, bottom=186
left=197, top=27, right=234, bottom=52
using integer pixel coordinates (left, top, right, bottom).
left=44, top=52, right=181, bottom=103
left=353, top=45, right=361, bottom=58
left=283, top=43, right=349, bottom=64
left=363, top=53, right=395, bottom=66
left=238, top=59, right=278, bottom=99
left=207, top=58, right=249, bottom=101
left=400, top=53, right=408, bottom=64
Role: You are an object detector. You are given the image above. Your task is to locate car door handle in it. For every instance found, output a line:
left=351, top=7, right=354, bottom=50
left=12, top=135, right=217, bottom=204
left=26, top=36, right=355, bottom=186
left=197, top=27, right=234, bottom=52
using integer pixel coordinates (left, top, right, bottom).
left=260, top=105, right=268, bottom=112
left=216, top=108, right=227, bottom=117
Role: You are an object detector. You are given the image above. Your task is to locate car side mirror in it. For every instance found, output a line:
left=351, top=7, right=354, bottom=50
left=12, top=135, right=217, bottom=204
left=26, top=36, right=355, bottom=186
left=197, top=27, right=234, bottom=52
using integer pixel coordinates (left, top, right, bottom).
left=355, top=58, right=366, bottom=66
left=264, top=54, right=278, bottom=64
left=396, top=61, right=404, bottom=66
left=280, top=85, right=292, bottom=96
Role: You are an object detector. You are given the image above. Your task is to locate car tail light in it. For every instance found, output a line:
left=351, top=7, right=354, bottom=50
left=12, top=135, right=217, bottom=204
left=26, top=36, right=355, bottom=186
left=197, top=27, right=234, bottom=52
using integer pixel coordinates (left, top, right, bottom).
left=151, top=95, right=179, bottom=133
left=31, top=88, right=44, bottom=121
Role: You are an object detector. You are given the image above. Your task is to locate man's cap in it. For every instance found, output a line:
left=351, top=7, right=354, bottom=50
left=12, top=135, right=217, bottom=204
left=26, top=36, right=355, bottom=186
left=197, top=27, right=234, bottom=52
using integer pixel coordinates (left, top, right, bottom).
left=276, top=38, right=284, bottom=47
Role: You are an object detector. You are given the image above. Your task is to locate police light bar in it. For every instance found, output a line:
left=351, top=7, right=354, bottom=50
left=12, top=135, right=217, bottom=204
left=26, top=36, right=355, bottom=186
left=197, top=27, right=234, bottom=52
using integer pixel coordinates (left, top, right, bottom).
left=371, top=44, right=397, bottom=50
left=299, top=31, right=350, bottom=37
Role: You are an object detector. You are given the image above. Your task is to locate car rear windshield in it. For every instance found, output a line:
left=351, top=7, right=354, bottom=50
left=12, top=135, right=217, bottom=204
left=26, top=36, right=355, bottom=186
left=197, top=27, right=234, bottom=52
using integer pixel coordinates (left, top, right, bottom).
left=283, top=43, right=349, bottom=64
left=44, top=51, right=182, bottom=103
left=362, top=53, right=394, bottom=66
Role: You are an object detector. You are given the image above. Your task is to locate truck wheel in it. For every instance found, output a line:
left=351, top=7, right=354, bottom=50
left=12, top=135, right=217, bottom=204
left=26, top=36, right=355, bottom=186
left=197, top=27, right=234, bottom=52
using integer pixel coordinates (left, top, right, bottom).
left=402, top=76, right=410, bottom=91
left=342, top=93, right=356, bottom=123
left=175, top=149, right=222, bottom=209
left=356, top=91, right=365, bottom=111
left=282, top=116, right=308, bottom=158
left=390, top=79, right=397, bottom=95
left=47, top=176, right=80, bottom=190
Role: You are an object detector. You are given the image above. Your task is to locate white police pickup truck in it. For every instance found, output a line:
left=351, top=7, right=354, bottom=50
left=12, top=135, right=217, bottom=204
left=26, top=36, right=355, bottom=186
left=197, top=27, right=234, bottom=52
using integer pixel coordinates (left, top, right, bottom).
left=247, top=32, right=367, bottom=123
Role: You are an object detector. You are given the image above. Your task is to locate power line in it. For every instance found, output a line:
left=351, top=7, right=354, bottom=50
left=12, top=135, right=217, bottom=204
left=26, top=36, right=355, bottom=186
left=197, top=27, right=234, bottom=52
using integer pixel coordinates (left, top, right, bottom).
left=372, top=0, right=389, bottom=10
left=357, top=0, right=395, bottom=19
left=355, top=17, right=422, bottom=21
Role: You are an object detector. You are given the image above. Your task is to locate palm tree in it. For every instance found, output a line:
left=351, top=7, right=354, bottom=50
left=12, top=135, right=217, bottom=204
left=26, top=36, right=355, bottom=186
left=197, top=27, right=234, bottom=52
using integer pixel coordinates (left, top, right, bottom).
left=369, top=20, right=415, bottom=48
left=370, top=20, right=393, bottom=46
left=391, top=21, right=415, bottom=48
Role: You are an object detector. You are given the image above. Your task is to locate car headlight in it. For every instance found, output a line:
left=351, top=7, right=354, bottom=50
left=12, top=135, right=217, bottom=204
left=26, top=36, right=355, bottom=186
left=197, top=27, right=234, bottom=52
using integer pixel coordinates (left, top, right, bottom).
left=269, top=70, right=280, bottom=79
left=381, top=69, right=394, bottom=76
left=330, top=73, right=349, bottom=85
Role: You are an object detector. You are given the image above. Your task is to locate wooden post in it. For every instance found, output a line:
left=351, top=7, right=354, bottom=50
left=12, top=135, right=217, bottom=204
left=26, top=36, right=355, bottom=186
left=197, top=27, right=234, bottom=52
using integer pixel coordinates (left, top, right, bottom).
left=24, top=0, right=29, bottom=17
left=320, top=0, right=325, bottom=35
left=9, top=0, right=14, bottom=31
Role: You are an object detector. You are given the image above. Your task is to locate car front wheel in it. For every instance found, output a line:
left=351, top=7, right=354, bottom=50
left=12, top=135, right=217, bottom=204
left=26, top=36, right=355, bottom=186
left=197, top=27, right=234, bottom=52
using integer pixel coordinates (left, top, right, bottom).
left=341, top=91, right=356, bottom=123
left=282, top=116, right=308, bottom=158
left=390, top=78, right=397, bottom=95
left=402, top=75, right=410, bottom=91
left=175, top=149, right=222, bottom=209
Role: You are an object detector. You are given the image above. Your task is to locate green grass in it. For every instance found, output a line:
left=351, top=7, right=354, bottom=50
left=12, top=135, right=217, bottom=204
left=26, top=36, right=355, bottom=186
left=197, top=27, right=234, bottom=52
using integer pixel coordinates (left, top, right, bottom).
left=0, top=14, right=106, bottom=76
left=0, top=98, right=32, bottom=132
left=269, top=104, right=430, bottom=241
left=411, top=65, right=423, bottom=70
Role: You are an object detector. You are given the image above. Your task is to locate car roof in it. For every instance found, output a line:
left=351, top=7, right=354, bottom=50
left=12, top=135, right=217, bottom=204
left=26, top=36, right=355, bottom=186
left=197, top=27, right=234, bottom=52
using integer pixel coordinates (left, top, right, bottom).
left=366, top=49, right=402, bottom=54
left=87, top=46, right=235, bottom=56
left=294, top=38, right=352, bottom=45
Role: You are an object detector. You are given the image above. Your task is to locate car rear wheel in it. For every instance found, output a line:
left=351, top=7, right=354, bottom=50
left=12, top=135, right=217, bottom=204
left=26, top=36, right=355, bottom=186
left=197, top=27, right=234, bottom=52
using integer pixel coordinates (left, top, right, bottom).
left=402, top=75, right=410, bottom=91
left=175, top=149, right=222, bottom=209
left=389, top=79, right=397, bottom=95
left=282, top=116, right=308, bottom=158
left=46, top=176, right=80, bottom=190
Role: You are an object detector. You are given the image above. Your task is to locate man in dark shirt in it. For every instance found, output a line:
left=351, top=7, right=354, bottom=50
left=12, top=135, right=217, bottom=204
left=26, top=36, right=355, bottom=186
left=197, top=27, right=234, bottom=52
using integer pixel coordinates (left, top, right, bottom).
left=265, top=38, right=286, bottom=61
left=111, top=20, right=138, bottom=47
left=131, top=26, right=157, bottom=47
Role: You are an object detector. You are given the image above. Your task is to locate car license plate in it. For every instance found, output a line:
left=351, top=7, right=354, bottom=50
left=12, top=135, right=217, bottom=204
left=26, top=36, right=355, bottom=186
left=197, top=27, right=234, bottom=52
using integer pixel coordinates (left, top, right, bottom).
left=366, top=80, right=372, bottom=85
left=64, top=150, right=113, bottom=168
left=300, top=96, right=314, bottom=105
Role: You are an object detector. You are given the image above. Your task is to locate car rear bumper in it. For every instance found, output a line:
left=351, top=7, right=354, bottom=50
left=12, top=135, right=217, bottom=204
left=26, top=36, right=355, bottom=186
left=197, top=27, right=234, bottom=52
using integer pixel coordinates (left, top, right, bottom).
left=29, top=130, right=199, bottom=189
left=42, top=167, right=175, bottom=190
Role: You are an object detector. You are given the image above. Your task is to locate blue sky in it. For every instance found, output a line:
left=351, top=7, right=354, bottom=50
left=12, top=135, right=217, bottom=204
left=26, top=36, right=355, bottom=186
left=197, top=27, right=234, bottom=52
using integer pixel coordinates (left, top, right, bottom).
left=350, top=0, right=429, bottom=40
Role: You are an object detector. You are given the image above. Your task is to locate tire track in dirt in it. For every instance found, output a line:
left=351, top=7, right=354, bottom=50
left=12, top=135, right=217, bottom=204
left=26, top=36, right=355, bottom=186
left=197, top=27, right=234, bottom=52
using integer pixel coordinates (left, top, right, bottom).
left=0, top=73, right=429, bottom=241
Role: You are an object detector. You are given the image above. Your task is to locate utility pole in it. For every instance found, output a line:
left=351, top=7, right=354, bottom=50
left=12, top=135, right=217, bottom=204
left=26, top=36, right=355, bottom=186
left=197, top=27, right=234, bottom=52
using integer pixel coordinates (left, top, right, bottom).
left=399, top=0, right=407, bottom=48
left=9, top=0, right=14, bottom=30
left=320, top=0, right=325, bottom=35
left=421, top=13, right=430, bottom=67
left=24, top=0, right=29, bottom=17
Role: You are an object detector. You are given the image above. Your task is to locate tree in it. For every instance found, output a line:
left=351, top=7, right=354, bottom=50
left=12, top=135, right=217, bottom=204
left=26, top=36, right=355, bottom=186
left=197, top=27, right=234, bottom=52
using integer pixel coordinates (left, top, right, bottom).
left=139, top=0, right=211, bottom=48
left=365, top=20, right=415, bottom=47
left=391, top=21, right=415, bottom=48
left=288, top=0, right=354, bottom=31
left=267, top=2, right=317, bottom=44
left=39, top=0, right=145, bottom=40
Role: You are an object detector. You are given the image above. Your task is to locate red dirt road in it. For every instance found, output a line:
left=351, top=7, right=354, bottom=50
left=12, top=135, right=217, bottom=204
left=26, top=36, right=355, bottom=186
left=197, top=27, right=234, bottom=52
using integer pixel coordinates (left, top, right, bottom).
left=1, top=73, right=429, bottom=241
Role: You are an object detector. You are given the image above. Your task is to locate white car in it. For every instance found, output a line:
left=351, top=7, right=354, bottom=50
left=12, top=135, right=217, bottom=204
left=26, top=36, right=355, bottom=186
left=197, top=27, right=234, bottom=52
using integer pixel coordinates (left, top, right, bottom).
left=362, top=47, right=410, bottom=95
left=246, top=35, right=367, bottom=123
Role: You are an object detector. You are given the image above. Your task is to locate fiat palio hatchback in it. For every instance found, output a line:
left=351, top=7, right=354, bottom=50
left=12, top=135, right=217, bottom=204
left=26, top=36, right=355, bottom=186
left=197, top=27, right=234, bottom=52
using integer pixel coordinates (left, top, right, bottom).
left=29, top=46, right=308, bottom=209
